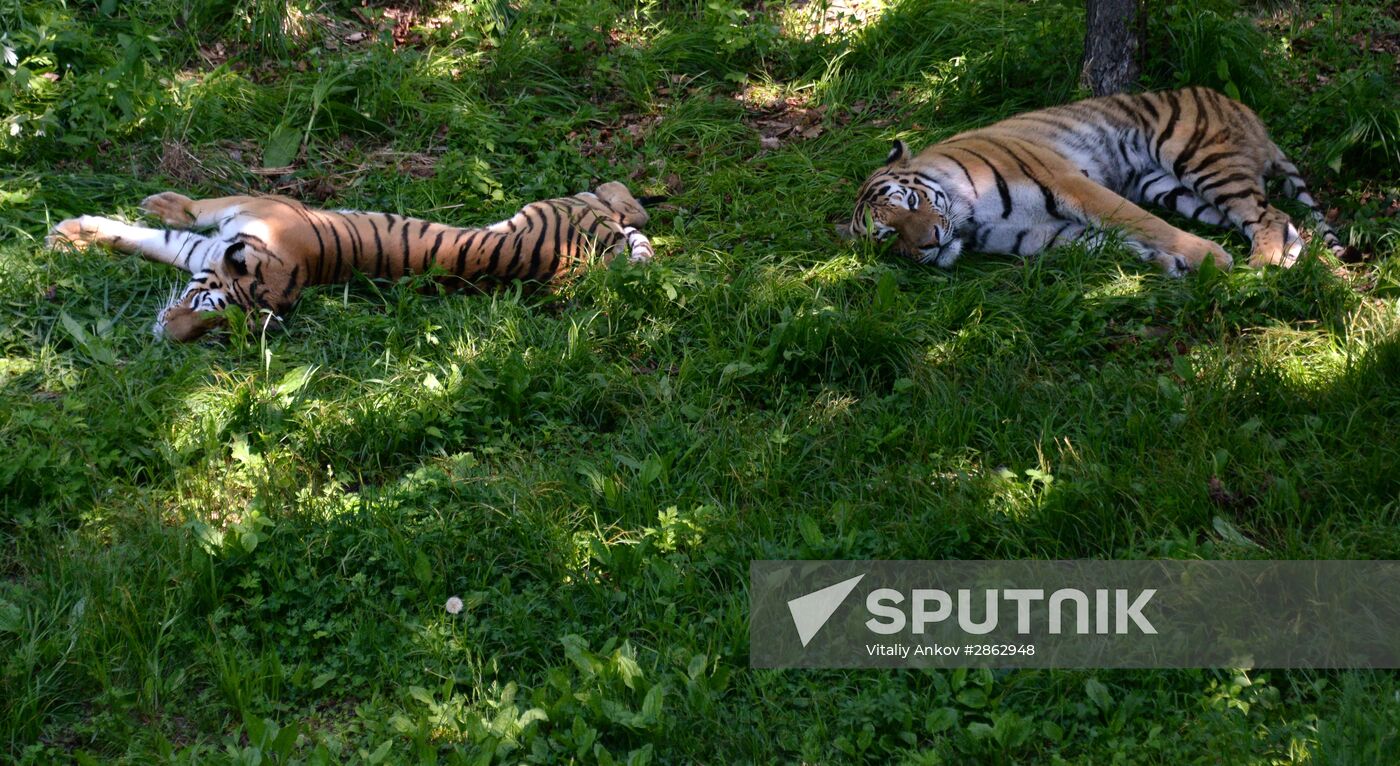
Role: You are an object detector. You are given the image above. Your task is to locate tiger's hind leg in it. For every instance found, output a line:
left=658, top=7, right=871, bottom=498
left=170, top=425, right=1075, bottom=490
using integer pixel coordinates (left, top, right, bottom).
left=48, top=216, right=234, bottom=273
left=1271, top=157, right=1353, bottom=260
left=140, top=192, right=265, bottom=230
left=1243, top=205, right=1304, bottom=269
left=1178, top=161, right=1303, bottom=268
left=1055, top=174, right=1233, bottom=275
left=1152, top=173, right=1301, bottom=268
left=1131, top=172, right=1230, bottom=228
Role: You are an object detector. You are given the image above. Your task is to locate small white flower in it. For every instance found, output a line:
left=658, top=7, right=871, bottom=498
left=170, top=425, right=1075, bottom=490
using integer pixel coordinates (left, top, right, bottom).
left=445, top=596, right=464, bottom=615
left=8, top=122, right=20, bottom=137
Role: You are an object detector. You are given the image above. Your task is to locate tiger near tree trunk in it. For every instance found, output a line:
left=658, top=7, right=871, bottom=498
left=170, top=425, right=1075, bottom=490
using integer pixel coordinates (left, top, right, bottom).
left=843, top=86, right=1348, bottom=275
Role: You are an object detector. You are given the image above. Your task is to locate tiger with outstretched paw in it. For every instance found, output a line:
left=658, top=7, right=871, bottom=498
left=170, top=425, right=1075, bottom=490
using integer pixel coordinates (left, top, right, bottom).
left=843, top=86, right=1350, bottom=276
left=47, top=182, right=662, bottom=341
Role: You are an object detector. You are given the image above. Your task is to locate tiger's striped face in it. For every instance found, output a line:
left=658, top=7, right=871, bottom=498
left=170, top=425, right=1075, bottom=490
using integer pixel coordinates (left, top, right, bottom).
left=155, top=241, right=292, bottom=340
left=848, top=141, right=954, bottom=263
left=155, top=269, right=229, bottom=340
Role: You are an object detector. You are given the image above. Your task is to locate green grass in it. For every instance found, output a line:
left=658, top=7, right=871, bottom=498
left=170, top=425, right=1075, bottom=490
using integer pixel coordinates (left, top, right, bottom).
left=3, top=0, right=1400, bottom=762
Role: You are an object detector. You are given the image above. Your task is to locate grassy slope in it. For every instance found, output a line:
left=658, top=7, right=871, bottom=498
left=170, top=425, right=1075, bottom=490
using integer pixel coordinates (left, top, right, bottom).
left=2, top=0, right=1399, bottom=762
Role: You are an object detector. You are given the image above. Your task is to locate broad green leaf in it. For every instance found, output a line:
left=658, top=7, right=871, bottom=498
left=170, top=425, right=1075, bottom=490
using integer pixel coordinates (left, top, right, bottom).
left=1213, top=516, right=1262, bottom=548
left=59, top=310, right=87, bottom=345
left=0, top=598, right=22, bottom=633
left=413, top=551, right=432, bottom=585
left=686, top=653, right=708, bottom=681
left=263, top=121, right=301, bottom=168
left=640, top=684, right=664, bottom=720
left=956, top=688, right=987, bottom=709
left=615, top=652, right=643, bottom=690
left=275, top=364, right=316, bottom=399
left=925, top=707, right=957, bottom=734
left=1085, top=677, right=1113, bottom=711
left=797, top=514, right=823, bottom=547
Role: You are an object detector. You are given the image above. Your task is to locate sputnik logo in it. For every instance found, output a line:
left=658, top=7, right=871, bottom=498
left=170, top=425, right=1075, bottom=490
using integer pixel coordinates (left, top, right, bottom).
left=786, top=574, right=865, bottom=647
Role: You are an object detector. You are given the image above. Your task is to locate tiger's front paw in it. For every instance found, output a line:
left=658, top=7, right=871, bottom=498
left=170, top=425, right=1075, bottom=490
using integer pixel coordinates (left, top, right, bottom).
left=1201, top=239, right=1233, bottom=271
left=1156, top=236, right=1233, bottom=277
left=140, top=192, right=196, bottom=227
left=46, top=217, right=101, bottom=251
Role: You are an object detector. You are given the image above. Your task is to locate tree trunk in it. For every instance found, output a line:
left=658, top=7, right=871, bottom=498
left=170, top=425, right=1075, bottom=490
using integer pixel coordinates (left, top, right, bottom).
left=1081, top=0, right=1140, bottom=96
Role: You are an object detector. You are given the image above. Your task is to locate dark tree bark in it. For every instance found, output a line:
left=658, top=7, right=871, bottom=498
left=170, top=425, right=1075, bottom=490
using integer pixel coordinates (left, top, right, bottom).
left=1081, top=0, right=1140, bottom=96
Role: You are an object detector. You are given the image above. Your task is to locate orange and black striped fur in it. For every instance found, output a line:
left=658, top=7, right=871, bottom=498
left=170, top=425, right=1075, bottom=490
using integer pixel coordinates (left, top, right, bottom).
left=47, top=182, right=657, bottom=341
left=844, top=87, right=1346, bottom=275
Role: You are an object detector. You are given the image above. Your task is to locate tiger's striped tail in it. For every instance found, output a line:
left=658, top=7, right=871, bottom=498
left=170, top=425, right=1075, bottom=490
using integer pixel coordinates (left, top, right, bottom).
left=1269, top=149, right=1354, bottom=260
left=622, top=226, right=655, bottom=263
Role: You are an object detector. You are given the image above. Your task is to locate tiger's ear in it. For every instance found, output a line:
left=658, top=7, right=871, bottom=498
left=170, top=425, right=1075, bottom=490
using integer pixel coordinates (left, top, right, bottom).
left=223, top=242, right=248, bottom=275
left=886, top=140, right=910, bottom=165
left=834, top=223, right=855, bottom=240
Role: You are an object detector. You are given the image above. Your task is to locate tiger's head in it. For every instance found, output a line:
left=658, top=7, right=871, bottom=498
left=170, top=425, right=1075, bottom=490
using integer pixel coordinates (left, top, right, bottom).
left=841, top=140, right=957, bottom=264
left=155, top=268, right=229, bottom=341
left=155, top=240, right=293, bottom=341
left=594, top=181, right=651, bottom=228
